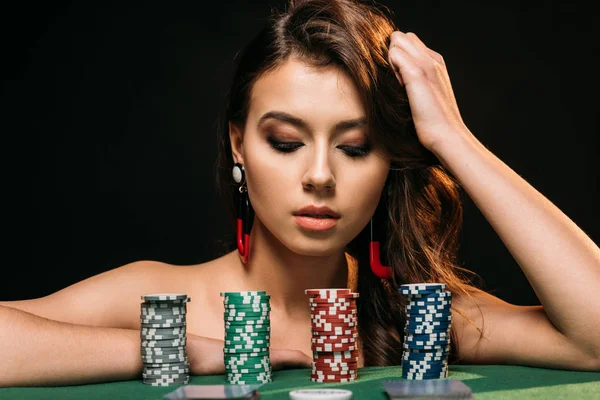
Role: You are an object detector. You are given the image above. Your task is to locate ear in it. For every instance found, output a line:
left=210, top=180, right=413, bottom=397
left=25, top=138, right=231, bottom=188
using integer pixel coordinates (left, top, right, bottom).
left=229, top=121, right=244, bottom=165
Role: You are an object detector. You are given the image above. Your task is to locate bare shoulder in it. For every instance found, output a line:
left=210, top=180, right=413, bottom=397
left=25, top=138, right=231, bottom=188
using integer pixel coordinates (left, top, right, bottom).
left=0, top=255, right=235, bottom=330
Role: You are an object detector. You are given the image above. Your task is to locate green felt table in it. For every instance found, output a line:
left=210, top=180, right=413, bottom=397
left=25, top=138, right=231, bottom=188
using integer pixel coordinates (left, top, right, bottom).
left=1, top=365, right=599, bottom=399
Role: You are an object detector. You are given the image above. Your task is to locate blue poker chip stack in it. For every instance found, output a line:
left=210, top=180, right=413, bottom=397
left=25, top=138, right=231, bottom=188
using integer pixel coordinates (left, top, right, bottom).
left=399, top=283, right=451, bottom=380
left=221, top=291, right=272, bottom=385
left=140, top=293, right=191, bottom=386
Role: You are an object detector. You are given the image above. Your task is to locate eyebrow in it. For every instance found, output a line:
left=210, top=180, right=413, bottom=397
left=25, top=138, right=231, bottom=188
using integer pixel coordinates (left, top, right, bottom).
left=257, top=111, right=367, bottom=133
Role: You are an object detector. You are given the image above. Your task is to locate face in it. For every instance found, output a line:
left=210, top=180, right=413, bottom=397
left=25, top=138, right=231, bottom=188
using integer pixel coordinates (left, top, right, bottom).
left=230, top=57, right=390, bottom=256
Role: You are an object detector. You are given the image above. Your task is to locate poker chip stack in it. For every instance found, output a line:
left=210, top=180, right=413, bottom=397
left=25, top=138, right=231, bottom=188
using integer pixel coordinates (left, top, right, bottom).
left=306, top=288, right=360, bottom=383
left=221, top=291, right=272, bottom=385
left=399, top=283, right=452, bottom=380
left=140, top=293, right=191, bottom=386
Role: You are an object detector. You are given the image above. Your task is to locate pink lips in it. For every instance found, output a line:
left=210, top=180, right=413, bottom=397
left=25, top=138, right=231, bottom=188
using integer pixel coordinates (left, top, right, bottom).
left=293, top=205, right=340, bottom=231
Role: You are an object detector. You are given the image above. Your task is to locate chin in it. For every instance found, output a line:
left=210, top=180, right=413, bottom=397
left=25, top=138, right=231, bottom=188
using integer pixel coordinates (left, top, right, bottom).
left=285, top=237, right=346, bottom=258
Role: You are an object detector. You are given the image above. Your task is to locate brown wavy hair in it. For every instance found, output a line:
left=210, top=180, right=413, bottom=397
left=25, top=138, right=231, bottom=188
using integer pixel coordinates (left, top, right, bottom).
left=215, top=0, right=482, bottom=366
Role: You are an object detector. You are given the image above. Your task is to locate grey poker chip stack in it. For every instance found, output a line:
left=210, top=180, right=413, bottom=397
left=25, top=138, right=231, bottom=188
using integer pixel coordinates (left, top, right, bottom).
left=140, top=293, right=191, bottom=386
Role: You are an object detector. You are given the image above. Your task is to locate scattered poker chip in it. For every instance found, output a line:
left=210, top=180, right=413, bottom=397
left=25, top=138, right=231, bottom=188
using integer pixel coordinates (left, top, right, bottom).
left=289, top=389, right=353, bottom=400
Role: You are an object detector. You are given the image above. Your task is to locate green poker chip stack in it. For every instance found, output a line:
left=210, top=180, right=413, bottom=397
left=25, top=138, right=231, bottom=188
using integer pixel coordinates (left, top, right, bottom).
left=221, top=291, right=272, bottom=385
left=140, top=293, right=191, bottom=386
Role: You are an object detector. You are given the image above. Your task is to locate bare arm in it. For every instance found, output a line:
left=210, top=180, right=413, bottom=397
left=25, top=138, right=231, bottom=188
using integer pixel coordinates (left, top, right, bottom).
left=440, top=132, right=600, bottom=369
left=452, top=289, right=599, bottom=371
left=387, top=31, right=600, bottom=369
left=0, top=305, right=142, bottom=387
left=0, top=261, right=312, bottom=386
left=0, top=261, right=178, bottom=387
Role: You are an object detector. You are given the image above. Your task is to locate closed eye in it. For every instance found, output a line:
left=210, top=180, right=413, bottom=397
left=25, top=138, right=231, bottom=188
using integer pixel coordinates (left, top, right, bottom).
left=338, top=145, right=371, bottom=158
left=267, top=137, right=303, bottom=153
left=267, top=137, right=371, bottom=157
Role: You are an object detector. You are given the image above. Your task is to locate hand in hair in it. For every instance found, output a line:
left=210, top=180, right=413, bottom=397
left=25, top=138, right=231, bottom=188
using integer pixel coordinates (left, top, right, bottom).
left=387, top=31, right=470, bottom=154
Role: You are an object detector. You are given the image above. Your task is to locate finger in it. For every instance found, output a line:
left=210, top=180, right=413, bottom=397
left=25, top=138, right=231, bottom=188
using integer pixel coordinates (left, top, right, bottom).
left=270, top=348, right=312, bottom=370
left=388, top=44, right=424, bottom=87
left=390, top=31, right=431, bottom=64
left=387, top=46, right=404, bottom=86
left=404, top=32, right=445, bottom=65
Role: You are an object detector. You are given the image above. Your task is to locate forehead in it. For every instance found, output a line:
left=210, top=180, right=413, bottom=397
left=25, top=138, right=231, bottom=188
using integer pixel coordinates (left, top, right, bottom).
left=248, top=57, right=365, bottom=124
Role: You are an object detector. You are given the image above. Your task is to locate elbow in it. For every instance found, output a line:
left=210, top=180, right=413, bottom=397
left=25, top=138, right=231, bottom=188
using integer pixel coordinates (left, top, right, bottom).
left=574, top=342, right=600, bottom=372
left=591, top=348, right=600, bottom=372
left=582, top=354, right=600, bottom=372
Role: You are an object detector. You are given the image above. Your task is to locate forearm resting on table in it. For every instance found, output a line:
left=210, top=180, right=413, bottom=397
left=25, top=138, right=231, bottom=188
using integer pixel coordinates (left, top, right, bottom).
left=0, top=305, right=142, bottom=387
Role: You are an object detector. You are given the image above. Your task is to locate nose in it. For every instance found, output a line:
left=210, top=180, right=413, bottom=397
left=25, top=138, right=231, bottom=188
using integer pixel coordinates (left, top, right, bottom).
left=301, top=143, right=336, bottom=192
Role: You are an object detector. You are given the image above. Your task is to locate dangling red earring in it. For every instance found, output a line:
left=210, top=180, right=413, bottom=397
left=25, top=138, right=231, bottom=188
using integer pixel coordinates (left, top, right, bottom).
left=369, top=189, right=393, bottom=279
left=233, top=163, right=254, bottom=264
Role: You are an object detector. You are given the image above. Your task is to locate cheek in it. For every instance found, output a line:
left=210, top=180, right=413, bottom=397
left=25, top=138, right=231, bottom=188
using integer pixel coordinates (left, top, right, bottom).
left=342, top=161, right=389, bottom=226
left=243, top=142, right=291, bottom=212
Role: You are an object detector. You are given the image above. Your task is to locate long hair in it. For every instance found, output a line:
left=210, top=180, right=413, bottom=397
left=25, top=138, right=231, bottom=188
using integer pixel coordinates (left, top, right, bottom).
left=215, top=0, right=482, bottom=366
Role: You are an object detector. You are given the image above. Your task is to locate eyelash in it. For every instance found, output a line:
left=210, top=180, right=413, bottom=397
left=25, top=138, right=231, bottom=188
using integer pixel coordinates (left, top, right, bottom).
left=267, top=137, right=371, bottom=158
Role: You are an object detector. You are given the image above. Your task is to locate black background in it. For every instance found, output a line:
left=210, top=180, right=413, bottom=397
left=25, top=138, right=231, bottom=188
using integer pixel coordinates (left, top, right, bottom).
left=5, top=1, right=599, bottom=304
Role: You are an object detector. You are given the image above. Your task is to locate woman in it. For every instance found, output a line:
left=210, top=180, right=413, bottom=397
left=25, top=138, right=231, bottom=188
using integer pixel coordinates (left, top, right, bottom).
left=1, top=0, right=599, bottom=387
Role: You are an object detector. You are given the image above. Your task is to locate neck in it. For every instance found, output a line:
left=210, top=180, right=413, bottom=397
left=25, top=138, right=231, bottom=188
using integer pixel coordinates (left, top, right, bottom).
left=239, top=220, right=350, bottom=315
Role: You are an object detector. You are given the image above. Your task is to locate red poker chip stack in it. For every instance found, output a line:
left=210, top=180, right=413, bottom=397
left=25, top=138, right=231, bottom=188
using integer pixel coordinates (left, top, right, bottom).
left=305, top=288, right=360, bottom=383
